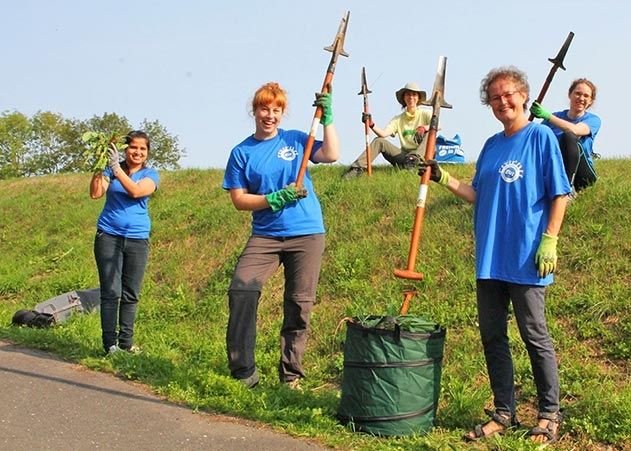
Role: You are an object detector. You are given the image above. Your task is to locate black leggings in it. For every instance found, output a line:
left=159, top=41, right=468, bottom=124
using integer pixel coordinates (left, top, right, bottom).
left=558, top=132, right=597, bottom=192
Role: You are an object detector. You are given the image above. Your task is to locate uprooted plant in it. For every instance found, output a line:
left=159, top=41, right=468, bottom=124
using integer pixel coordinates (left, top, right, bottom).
left=81, top=132, right=128, bottom=172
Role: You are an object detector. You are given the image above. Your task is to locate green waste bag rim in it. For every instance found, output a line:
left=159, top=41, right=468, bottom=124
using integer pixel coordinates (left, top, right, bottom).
left=347, top=315, right=446, bottom=337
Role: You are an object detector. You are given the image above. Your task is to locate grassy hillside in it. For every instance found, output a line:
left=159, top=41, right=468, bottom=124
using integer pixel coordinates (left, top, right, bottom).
left=1, top=161, right=629, bottom=450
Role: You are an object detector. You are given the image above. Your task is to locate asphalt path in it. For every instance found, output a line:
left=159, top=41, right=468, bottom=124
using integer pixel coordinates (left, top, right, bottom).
left=0, top=340, right=326, bottom=450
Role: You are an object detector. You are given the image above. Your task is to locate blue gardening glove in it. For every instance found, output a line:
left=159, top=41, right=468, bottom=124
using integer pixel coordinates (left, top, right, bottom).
left=530, top=101, right=552, bottom=121
left=108, top=143, right=122, bottom=176
left=418, top=158, right=450, bottom=186
left=264, top=183, right=307, bottom=212
left=314, top=91, right=333, bottom=126
left=361, top=112, right=375, bottom=128
left=535, top=233, right=558, bottom=277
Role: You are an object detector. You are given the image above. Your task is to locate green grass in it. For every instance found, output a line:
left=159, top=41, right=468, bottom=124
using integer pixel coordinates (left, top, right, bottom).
left=1, top=161, right=629, bottom=450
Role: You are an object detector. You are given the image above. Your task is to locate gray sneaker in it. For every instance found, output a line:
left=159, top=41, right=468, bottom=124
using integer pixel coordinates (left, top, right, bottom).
left=342, top=167, right=366, bottom=180
left=107, top=345, right=122, bottom=355
left=237, top=369, right=260, bottom=389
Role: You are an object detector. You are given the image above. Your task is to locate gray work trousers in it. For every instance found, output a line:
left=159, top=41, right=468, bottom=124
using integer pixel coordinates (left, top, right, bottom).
left=476, top=279, right=560, bottom=417
left=350, top=134, right=428, bottom=169
left=227, top=234, right=325, bottom=382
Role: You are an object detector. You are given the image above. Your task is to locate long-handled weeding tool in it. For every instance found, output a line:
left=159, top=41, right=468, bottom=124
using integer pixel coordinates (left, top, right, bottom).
left=358, top=66, right=373, bottom=176
left=528, top=31, right=574, bottom=122
left=295, top=11, right=350, bottom=188
left=394, top=56, right=452, bottom=314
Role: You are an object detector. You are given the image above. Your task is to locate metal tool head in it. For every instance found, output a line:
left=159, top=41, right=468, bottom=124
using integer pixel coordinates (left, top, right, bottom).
left=358, top=66, right=372, bottom=96
left=548, top=31, right=574, bottom=71
left=324, top=11, right=350, bottom=58
left=421, top=56, right=452, bottom=109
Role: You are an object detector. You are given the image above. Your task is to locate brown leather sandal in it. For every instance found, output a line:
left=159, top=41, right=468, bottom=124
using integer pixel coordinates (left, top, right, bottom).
left=463, top=409, right=519, bottom=442
left=529, top=411, right=564, bottom=444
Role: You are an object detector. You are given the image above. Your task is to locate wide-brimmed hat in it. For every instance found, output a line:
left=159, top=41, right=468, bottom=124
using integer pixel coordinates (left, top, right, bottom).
left=395, top=82, right=427, bottom=107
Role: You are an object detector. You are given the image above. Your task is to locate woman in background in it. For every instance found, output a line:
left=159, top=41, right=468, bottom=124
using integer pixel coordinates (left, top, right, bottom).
left=90, top=130, right=159, bottom=355
left=530, top=78, right=601, bottom=193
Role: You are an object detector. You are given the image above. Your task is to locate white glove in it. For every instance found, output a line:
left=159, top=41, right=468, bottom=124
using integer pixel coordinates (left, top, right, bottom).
left=108, top=143, right=122, bottom=176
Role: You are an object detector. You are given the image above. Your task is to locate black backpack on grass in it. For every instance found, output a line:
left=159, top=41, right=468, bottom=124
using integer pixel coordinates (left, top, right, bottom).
left=12, top=310, right=55, bottom=328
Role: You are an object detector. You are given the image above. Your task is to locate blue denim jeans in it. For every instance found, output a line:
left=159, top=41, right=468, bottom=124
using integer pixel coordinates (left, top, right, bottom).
left=94, top=230, right=149, bottom=352
left=476, top=279, right=560, bottom=417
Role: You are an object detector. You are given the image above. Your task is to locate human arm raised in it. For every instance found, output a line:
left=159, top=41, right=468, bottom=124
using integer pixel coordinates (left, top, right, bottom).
left=530, top=101, right=591, bottom=137
left=312, top=91, right=340, bottom=163
left=90, top=171, right=109, bottom=199
left=107, top=146, right=156, bottom=198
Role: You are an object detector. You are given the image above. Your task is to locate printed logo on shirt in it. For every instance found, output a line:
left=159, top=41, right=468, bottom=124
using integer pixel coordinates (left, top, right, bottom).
left=278, top=146, right=298, bottom=161
left=498, top=160, right=524, bottom=183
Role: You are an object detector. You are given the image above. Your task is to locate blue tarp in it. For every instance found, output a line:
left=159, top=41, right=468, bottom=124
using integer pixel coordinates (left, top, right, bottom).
left=435, top=134, right=465, bottom=164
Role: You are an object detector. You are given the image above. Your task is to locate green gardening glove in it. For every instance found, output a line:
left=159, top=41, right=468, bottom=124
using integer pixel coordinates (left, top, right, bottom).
left=535, top=233, right=558, bottom=277
left=264, top=183, right=307, bottom=212
left=314, top=91, right=333, bottom=126
left=530, top=101, right=552, bottom=121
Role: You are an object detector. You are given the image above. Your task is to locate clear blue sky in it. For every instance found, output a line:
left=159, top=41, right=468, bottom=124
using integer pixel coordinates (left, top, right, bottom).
left=2, top=0, right=628, bottom=169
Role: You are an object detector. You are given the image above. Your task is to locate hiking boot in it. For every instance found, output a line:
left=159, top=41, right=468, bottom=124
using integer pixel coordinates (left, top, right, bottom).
left=404, top=154, right=421, bottom=169
left=342, top=167, right=366, bottom=179
left=237, top=369, right=260, bottom=389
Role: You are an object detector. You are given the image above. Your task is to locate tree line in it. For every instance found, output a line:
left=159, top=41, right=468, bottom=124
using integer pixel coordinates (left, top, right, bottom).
left=0, top=111, right=184, bottom=179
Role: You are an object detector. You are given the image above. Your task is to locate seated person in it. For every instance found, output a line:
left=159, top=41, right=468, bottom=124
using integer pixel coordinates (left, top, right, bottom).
left=342, top=82, right=431, bottom=179
left=530, top=78, right=601, bottom=192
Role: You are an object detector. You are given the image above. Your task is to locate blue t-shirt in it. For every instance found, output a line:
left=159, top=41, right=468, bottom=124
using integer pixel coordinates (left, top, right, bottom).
left=222, top=129, right=325, bottom=237
left=97, top=166, right=160, bottom=239
left=472, top=123, right=571, bottom=286
left=544, top=110, right=601, bottom=167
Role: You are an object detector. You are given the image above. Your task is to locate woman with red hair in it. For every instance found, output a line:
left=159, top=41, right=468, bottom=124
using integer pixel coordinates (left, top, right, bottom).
left=222, top=82, right=339, bottom=389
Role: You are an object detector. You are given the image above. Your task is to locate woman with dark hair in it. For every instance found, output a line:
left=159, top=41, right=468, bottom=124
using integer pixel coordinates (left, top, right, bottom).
left=420, top=66, right=570, bottom=444
left=342, top=81, right=431, bottom=178
left=222, top=82, right=339, bottom=389
left=530, top=78, right=601, bottom=192
left=90, top=130, right=159, bottom=355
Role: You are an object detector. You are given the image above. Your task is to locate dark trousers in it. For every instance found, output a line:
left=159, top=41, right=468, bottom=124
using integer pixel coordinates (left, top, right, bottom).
left=558, top=132, right=597, bottom=191
left=226, top=234, right=325, bottom=382
left=476, top=280, right=560, bottom=416
left=94, top=230, right=149, bottom=351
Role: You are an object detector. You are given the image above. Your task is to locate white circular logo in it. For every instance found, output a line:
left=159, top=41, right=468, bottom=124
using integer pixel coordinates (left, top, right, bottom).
left=498, top=160, right=524, bottom=183
left=278, top=146, right=298, bottom=161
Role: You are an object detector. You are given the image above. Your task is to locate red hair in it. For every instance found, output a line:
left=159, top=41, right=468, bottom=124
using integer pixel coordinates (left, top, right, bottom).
left=251, top=82, right=287, bottom=113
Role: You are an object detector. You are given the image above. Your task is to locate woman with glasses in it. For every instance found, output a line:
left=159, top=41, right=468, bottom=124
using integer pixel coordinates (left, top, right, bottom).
left=419, top=66, right=571, bottom=444
left=530, top=79, right=601, bottom=192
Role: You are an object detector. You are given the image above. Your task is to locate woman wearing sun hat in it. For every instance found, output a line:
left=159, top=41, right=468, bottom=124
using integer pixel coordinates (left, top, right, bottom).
left=342, top=82, right=431, bottom=179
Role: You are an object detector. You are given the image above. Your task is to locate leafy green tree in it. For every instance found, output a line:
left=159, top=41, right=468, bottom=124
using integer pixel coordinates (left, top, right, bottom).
left=139, top=119, right=182, bottom=170
left=0, top=110, right=184, bottom=179
left=0, top=112, right=31, bottom=179
left=23, top=112, right=81, bottom=176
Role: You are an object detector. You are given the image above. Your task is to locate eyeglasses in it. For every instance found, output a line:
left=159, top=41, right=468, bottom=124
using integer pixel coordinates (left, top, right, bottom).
left=572, top=91, right=592, bottom=99
left=489, top=91, right=519, bottom=104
